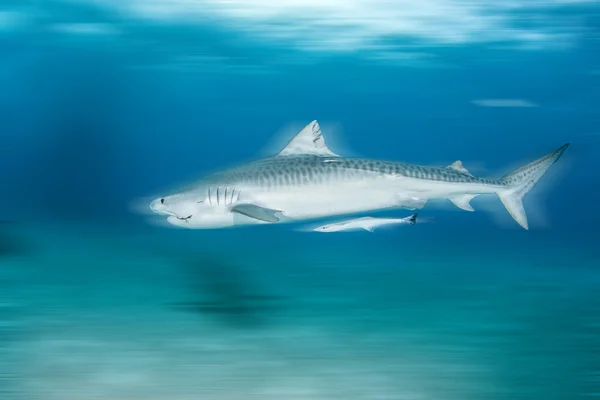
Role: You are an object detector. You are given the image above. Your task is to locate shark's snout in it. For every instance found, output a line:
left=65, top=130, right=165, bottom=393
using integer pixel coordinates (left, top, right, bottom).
left=150, top=197, right=199, bottom=224
left=150, top=198, right=172, bottom=216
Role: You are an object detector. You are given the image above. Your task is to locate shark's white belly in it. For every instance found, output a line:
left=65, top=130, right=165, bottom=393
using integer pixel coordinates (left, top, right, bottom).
left=246, top=176, right=500, bottom=222
left=248, top=179, right=411, bottom=220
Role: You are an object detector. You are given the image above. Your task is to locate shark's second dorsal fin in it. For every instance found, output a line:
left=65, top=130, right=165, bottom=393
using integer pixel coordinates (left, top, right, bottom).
left=446, top=160, right=474, bottom=177
left=277, top=120, right=339, bottom=157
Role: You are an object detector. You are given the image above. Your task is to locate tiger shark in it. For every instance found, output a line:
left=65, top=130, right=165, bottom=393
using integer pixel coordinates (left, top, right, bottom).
left=149, top=120, right=569, bottom=230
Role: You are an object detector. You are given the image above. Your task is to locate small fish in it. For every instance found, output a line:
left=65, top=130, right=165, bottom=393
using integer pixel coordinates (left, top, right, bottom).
left=313, top=213, right=418, bottom=233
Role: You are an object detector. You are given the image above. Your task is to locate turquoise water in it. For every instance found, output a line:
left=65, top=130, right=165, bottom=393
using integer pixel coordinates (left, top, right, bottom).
left=2, top=0, right=600, bottom=398
left=2, top=223, right=599, bottom=398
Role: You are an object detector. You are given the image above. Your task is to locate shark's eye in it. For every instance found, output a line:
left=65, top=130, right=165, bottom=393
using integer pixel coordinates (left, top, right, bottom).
left=160, top=198, right=165, bottom=204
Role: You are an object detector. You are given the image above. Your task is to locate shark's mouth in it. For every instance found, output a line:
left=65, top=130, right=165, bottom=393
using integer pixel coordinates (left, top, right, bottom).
left=176, top=215, right=193, bottom=223
left=150, top=207, right=193, bottom=223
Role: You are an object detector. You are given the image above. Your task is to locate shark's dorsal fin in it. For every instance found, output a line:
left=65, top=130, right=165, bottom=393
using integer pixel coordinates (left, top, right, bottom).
left=446, top=160, right=474, bottom=177
left=277, top=120, right=339, bottom=157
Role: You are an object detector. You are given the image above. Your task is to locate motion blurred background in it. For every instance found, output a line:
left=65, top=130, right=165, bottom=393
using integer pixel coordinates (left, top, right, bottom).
left=1, top=1, right=600, bottom=399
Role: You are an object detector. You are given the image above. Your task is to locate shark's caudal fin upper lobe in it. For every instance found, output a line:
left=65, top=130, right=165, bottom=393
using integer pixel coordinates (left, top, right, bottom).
left=497, top=143, right=569, bottom=230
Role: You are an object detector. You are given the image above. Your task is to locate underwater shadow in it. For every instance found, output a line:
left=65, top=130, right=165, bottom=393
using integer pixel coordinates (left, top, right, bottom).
left=161, top=249, right=288, bottom=329
left=0, top=221, right=31, bottom=258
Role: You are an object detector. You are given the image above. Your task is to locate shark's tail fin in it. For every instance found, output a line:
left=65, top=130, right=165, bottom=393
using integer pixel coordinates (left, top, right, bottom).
left=497, top=143, right=569, bottom=230
left=408, top=213, right=418, bottom=225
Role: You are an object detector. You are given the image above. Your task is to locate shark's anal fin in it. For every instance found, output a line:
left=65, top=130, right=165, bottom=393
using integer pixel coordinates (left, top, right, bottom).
left=277, top=120, right=339, bottom=157
left=447, top=160, right=474, bottom=177
left=449, top=194, right=478, bottom=211
left=231, top=204, right=282, bottom=223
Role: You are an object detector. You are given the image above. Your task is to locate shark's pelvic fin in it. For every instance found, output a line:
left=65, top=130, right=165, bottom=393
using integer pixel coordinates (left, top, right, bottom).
left=497, top=143, right=569, bottom=230
left=449, top=194, right=478, bottom=212
left=362, top=226, right=376, bottom=232
left=277, top=120, right=339, bottom=157
left=230, top=204, right=281, bottom=223
left=446, top=160, right=474, bottom=177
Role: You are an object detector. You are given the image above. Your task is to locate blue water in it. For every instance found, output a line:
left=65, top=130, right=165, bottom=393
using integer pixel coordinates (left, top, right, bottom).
left=1, top=1, right=600, bottom=399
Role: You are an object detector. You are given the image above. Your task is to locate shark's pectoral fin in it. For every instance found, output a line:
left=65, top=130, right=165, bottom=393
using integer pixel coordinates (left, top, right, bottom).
left=362, top=226, right=376, bottom=232
left=449, top=194, right=478, bottom=211
left=230, top=204, right=282, bottom=223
